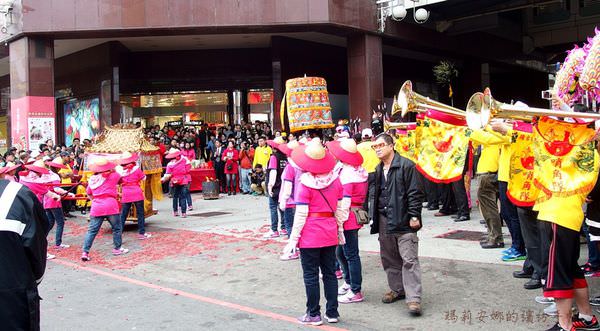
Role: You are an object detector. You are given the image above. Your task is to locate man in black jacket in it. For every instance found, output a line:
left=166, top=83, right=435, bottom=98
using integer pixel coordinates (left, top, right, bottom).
left=368, top=133, right=424, bottom=316
left=0, top=179, right=48, bottom=330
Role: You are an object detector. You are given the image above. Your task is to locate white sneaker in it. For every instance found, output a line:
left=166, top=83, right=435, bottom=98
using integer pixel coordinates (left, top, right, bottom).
left=112, top=247, right=129, bottom=256
left=47, top=253, right=56, bottom=260
left=324, top=314, right=339, bottom=323
left=544, top=303, right=557, bottom=316
left=338, top=282, right=351, bottom=295
left=535, top=296, right=554, bottom=304
left=55, top=244, right=70, bottom=249
left=262, top=230, right=280, bottom=239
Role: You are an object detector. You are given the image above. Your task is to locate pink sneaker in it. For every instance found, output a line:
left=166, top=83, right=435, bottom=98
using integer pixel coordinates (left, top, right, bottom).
left=137, top=233, right=152, bottom=240
left=338, top=291, right=364, bottom=304
left=181, top=213, right=187, bottom=218
left=280, top=250, right=300, bottom=261
left=262, top=230, right=279, bottom=239
left=335, top=269, right=343, bottom=279
left=280, top=228, right=288, bottom=236
left=81, top=252, right=90, bottom=261
left=188, top=206, right=193, bottom=211
left=173, top=211, right=180, bottom=217
left=112, top=247, right=129, bottom=256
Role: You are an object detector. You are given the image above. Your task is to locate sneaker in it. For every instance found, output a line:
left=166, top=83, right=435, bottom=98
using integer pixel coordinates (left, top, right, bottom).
left=112, top=247, right=129, bottom=256
left=545, top=322, right=575, bottom=331
left=324, top=314, right=339, bottom=323
left=590, top=296, right=600, bottom=306
left=338, top=282, right=351, bottom=295
left=81, top=252, right=90, bottom=261
left=297, top=314, right=323, bottom=326
left=280, top=228, right=288, bottom=236
left=502, top=251, right=527, bottom=262
left=335, top=269, right=343, bottom=279
left=536, top=296, right=555, bottom=304
left=589, top=271, right=600, bottom=278
left=279, top=250, right=299, bottom=261
left=501, top=247, right=516, bottom=256
left=55, top=244, right=70, bottom=249
left=138, top=233, right=152, bottom=240
left=339, top=291, right=364, bottom=304
left=181, top=213, right=187, bottom=218
left=188, top=206, right=193, bottom=211
left=173, top=211, right=180, bottom=217
left=544, top=303, right=558, bottom=316
left=47, top=253, right=56, bottom=260
left=262, top=230, right=279, bottom=239
left=572, top=314, right=600, bottom=330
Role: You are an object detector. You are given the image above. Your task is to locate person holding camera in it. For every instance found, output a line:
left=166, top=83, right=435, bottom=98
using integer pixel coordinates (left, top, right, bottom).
left=222, top=141, right=239, bottom=195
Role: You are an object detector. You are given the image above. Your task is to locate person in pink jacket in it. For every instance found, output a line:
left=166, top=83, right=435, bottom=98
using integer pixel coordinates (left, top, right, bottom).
left=20, top=160, right=59, bottom=203
left=117, top=152, right=151, bottom=240
left=281, top=139, right=345, bottom=326
left=162, top=149, right=191, bottom=217
left=327, top=138, right=368, bottom=304
left=44, top=157, right=76, bottom=251
left=182, top=142, right=196, bottom=160
left=81, top=158, right=128, bottom=261
left=222, top=141, right=239, bottom=195
left=277, top=140, right=303, bottom=260
left=0, top=162, right=19, bottom=182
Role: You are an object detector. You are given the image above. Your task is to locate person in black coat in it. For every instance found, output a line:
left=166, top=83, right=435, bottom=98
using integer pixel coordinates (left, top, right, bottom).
left=0, top=180, right=48, bottom=331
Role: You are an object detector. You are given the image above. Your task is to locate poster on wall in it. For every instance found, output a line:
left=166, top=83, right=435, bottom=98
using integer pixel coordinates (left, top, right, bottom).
left=28, top=117, right=55, bottom=151
left=64, top=98, right=100, bottom=146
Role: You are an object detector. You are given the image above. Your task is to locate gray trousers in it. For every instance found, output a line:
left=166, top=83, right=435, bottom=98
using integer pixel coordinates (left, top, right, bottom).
left=477, top=173, right=503, bottom=244
left=378, top=215, right=422, bottom=303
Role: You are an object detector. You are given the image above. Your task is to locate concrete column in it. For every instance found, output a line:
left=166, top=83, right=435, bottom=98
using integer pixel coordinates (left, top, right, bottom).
left=347, top=34, right=383, bottom=124
left=9, top=37, right=55, bottom=151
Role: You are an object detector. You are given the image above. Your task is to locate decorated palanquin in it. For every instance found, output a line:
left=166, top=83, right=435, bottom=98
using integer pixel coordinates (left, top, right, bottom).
left=506, top=121, right=539, bottom=207
left=282, top=77, right=335, bottom=132
left=394, top=123, right=417, bottom=162
left=533, top=117, right=600, bottom=231
left=415, top=110, right=471, bottom=183
left=84, top=125, right=163, bottom=221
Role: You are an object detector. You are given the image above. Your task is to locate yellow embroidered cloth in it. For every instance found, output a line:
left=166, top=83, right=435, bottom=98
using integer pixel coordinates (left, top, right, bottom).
left=283, top=77, right=334, bottom=132
left=507, top=124, right=538, bottom=207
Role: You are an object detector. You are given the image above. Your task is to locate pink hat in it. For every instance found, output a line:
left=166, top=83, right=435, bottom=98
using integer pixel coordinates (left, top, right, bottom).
left=326, top=138, right=363, bottom=167
left=88, top=158, right=116, bottom=173
left=119, top=152, right=139, bottom=165
left=291, top=140, right=336, bottom=174
left=24, top=160, right=50, bottom=175
left=278, top=140, right=302, bottom=157
left=45, top=157, right=67, bottom=169
left=165, top=148, right=182, bottom=159
left=266, top=136, right=286, bottom=150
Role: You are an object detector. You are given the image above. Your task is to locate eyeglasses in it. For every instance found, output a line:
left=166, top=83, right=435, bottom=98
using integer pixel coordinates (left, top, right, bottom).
left=371, top=143, right=391, bottom=150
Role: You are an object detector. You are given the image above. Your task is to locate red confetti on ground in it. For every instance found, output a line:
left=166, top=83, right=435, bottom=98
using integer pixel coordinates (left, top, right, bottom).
left=52, top=219, right=282, bottom=270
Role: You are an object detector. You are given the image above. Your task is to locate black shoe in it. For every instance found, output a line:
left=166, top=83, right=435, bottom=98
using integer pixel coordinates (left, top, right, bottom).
left=454, top=216, right=470, bottom=222
left=523, top=279, right=543, bottom=290
left=512, top=270, right=533, bottom=279
left=479, top=219, right=486, bottom=224
left=572, top=314, right=600, bottom=330
left=227, top=192, right=232, bottom=196
left=426, top=205, right=439, bottom=210
left=480, top=241, right=505, bottom=249
left=233, top=191, right=237, bottom=195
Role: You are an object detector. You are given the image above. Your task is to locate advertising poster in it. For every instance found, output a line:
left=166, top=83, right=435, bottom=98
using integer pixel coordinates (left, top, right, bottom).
left=0, top=115, right=7, bottom=154
left=11, top=96, right=55, bottom=151
left=64, top=98, right=100, bottom=146
left=28, top=117, right=55, bottom=151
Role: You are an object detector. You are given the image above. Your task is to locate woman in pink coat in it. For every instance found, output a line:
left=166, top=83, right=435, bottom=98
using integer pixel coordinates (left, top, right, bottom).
left=44, top=157, right=76, bottom=251
left=182, top=142, right=196, bottom=160
left=222, top=141, right=239, bottom=195
left=162, top=149, right=191, bottom=217
left=118, top=152, right=150, bottom=239
left=281, top=139, right=345, bottom=326
left=327, top=138, right=368, bottom=304
left=82, top=158, right=128, bottom=261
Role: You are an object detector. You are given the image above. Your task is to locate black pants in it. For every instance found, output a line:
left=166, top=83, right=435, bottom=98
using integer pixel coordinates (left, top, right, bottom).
left=517, top=207, right=550, bottom=280
left=0, top=287, right=40, bottom=331
left=299, top=246, right=339, bottom=318
left=451, top=176, right=469, bottom=218
left=439, top=184, right=457, bottom=214
left=214, top=162, right=226, bottom=192
left=423, top=177, right=440, bottom=208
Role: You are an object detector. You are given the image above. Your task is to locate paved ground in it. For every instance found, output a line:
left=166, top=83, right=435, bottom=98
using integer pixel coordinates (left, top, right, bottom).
left=39, top=184, right=600, bottom=330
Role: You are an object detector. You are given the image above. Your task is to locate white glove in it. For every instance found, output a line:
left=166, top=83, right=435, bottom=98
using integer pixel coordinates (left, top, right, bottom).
left=278, top=201, right=286, bottom=212
left=46, top=191, right=61, bottom=201
left=67, top=192, right=76, bottom=198
left=282, top=240, right=298, bottom=255
left=338, top=229, right=346, bottom=245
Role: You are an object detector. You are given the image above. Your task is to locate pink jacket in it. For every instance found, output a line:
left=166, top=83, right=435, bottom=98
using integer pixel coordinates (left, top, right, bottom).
left=87, top=172, right=122, bottom=217
left=42, top=172, right=65, bottom=209
left=166, top=157, right=191, bottom=185
left=182, top=149, right=196, bottom=160
left=19, top=173, right=50, bottom=203
left=118, top=166, right=146, bottom=203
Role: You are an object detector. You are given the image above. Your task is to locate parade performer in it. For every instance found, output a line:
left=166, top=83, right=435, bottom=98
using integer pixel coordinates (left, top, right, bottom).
left=264, top=136, right=287, bottom=238
left=117, top=152, right=151, bottom=239
left=0, top=162, right=19, bottom=181
left=44, top=157, right=75, bottom=250
left=20, top=160, right=59, bottom=203
left=327, top=138, right=368, bottom=304
left=0, top=179, right=48, bottom=331
left=162, top=148, right=191, bottom=217
left=282, top=139, right=343, bottom=325
left=81, top=158, right=128, bottom=261
left=277, top=140, right=303, bottom=260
